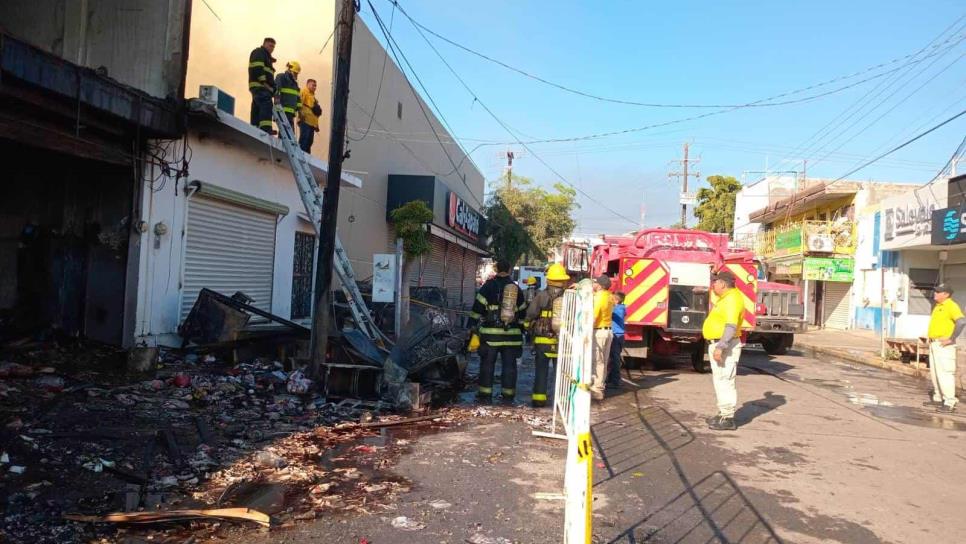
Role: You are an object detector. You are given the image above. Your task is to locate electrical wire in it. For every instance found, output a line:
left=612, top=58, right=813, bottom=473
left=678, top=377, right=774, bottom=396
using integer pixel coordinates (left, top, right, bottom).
left=349, top=1, right=395, bottom=141
left=827, top=109, right=966, bottom=184
left=318, top=27, right=336, bottom=55
left=365, top=1, right=484, bottom=207
left=392, top=0, right=964, bottom=110
left=377, top=0, right=638, bottom=226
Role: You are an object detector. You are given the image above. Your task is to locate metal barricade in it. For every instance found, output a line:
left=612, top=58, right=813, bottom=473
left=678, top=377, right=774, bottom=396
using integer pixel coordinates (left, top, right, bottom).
left=533, top=279, right=594, bottom=543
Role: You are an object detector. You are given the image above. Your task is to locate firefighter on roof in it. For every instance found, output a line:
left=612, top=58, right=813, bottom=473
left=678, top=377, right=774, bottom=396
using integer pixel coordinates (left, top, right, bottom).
left=275, top=61, right=302, bottom=129
left=248, top=37, right=277, bottom=133
left=468, top=259, right=526, bottom=401
left=524, top=264, right=569, bottom=407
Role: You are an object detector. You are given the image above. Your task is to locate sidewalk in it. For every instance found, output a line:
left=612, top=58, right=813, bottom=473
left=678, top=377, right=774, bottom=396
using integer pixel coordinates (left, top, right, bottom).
left=791, top=328, right=931, bottom=379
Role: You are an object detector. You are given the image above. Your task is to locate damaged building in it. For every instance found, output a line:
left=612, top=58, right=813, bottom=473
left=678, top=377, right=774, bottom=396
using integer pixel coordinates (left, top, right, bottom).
left=0, top=1, right=191, bottom=347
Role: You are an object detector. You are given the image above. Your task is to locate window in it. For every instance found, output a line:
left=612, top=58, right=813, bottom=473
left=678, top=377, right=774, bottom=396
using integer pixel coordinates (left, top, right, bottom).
left=908, top=268, right=938, bottom=315
left=291, top=232, right=316, bottom=319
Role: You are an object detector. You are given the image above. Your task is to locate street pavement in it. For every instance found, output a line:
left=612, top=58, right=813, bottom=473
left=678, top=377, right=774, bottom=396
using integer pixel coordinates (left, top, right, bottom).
left=593, top=346, right=966, bottom=544
left=237, top=346, right=965, bottom=543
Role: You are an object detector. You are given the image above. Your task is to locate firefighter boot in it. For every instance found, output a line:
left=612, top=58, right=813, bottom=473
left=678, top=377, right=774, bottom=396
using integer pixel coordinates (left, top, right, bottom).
left=532, top=347, right=553, bottom=407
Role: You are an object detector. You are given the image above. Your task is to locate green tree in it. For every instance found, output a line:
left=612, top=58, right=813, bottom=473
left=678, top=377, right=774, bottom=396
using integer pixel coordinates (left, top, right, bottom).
left=389, top=200, right=434, bottom=329
left=484, top=175, right=578, bottom=265
left=693, top=175, right=741, bottom=234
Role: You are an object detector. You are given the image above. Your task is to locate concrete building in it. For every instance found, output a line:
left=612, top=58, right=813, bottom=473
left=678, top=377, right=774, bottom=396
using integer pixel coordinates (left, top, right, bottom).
left=740, top=179, right=916, bottom=330
left=0, top=1, right=191, bottom=347
left=128, top=1, right=485, bottom=346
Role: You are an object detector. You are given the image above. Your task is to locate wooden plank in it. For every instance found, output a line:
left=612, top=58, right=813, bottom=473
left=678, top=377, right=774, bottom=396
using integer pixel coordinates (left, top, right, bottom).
left=64, top=507, right=271, bottom=527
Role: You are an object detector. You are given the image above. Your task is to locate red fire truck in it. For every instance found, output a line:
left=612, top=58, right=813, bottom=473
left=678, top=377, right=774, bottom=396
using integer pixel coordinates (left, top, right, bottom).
left=589, top=228, right=758, bottom=372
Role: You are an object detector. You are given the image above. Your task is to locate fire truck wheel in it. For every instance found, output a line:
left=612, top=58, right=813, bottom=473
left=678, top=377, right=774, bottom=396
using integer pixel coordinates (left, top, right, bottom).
left=762, top=336, right=788, bottom=356
left=691, top=343, right=710, bottom=373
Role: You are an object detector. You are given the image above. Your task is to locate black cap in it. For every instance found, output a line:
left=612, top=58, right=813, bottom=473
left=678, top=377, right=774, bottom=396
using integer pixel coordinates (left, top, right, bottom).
left=935, top=283, right=954, bottom=295
left=596, top=275, right=612, bottom=289
left=713, top=270, right=737, bottom=287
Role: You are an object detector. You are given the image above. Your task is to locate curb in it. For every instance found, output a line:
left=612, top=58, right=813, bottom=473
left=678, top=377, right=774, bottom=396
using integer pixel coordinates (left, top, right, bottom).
left=792, top=342, right=929, bottom=380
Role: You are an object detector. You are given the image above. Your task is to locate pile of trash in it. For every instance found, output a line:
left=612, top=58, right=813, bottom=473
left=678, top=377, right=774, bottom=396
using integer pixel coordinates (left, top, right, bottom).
left=0, top=345, right=431, bottom=543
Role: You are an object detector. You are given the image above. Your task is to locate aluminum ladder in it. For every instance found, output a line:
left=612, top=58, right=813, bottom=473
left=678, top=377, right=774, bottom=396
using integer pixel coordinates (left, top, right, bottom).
left=271, top=105, right=384, bottom=343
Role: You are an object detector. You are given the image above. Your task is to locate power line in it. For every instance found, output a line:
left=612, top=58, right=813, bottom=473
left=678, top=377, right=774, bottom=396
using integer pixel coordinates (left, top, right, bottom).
left=365, top=0, right=483, bottom=206
left=397, top=2, right=964, bottom=110
left=381, top=0, right=638, bottom=226
left=828, top=108, right=966, bottom=183
left=318, top=27, right=336, bottom=54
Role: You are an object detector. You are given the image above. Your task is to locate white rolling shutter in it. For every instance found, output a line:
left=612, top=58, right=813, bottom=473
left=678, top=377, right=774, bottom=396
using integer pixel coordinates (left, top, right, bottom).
left=823, top=282, right=852, bottom=330
left=418, top=235, right=447, bottom=289
left=461, top=247, right=479, bottom=308
left=181, top=196, right=277, bottom=320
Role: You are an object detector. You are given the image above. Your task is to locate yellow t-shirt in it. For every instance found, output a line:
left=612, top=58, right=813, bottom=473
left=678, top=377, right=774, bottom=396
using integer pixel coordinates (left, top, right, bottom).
left=593, top=290, right=614, bottom=328
left=702, top=288, right=744, bottom=340
left=299, top=88, right=319, bottom=128
left=928, top=298, right=964, bottom=339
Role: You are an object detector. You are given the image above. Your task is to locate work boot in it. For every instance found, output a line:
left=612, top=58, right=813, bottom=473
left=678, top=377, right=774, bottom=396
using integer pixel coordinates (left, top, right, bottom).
left=591, top=391, right=605, bottom=402
left=531, top=398, right=547, bottom=408
left=708, top=416, right=737, bottom=431
left=937, top=404, right=957, bottom=414
left=705, top=415, right=721, bottom=427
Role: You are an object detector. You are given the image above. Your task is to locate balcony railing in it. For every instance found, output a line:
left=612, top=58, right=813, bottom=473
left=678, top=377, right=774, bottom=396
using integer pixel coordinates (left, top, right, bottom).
left=754, top=220, right=856, bottom=259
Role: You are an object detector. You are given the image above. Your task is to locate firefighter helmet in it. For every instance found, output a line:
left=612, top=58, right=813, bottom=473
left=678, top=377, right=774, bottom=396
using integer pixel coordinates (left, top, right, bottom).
left=525, top=277, right=538, bottom=286
left=287, top=61, right=302, bottom=74
left=546, top=263, right=570, bottom=282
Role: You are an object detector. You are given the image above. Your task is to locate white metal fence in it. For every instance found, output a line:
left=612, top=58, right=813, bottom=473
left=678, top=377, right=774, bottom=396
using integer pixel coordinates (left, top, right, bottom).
left=533, top=279, right=594, bottom=543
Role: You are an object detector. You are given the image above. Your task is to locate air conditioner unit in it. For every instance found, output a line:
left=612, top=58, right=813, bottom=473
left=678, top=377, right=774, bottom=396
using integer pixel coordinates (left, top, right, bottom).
left=199, top=85, right=236, bottom=115
left=807, top=234, right=834, bottom=252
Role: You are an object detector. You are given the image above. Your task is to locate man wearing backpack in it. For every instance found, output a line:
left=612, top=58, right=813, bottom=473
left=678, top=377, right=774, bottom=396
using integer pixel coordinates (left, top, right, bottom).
left=468, top=260, right=526, bottom=401
left=525, top=264, right=570, bottom=407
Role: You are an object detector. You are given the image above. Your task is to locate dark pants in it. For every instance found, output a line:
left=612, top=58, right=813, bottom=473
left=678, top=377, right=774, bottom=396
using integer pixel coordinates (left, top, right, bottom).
left=298, top=121, right=316, bottom=152
left=479, top=345, right=520, bottom=398
left=533, top=344, right=556, bottom=404
left=249, top=88, right=274, bottom=133
left=608, top=334, right=625, bottom=387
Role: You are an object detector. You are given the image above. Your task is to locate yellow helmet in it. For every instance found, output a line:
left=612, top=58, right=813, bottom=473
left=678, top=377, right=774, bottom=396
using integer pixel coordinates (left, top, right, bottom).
left=525, top=277, right=538, bottom=286
left=287, top=61, right=302, bottom=74
left=546, top=263, right=570, bottom=282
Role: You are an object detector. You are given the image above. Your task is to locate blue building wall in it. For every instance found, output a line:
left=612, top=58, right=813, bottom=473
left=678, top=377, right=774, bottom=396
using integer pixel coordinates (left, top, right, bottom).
left=853, top=306, right=882, bottom=334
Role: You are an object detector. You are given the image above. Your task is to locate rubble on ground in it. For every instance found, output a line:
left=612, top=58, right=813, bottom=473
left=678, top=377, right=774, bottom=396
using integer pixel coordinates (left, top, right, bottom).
left=0, top=332, right=548, bottom=543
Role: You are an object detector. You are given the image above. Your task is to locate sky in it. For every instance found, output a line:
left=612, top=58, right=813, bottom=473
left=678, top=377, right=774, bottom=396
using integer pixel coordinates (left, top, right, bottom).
left=355, top=0, right=966, bottom=236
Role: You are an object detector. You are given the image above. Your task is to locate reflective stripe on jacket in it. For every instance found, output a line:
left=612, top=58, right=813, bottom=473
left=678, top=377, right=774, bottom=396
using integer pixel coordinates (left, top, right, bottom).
left=275, top=72, right=301, bottom=115
left=248, top=47, right=275, bottom=90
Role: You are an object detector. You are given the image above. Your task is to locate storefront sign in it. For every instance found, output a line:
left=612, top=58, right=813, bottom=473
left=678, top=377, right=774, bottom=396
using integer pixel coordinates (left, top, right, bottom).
left=802, top=257, right=854, bottom=282
left=880, top=184, right=947, bottom=249
left=447, top=192, right=481, bottom=241
left=775, top=229, right=802, bottom=252
left=931, top=206, right=966, bottom=245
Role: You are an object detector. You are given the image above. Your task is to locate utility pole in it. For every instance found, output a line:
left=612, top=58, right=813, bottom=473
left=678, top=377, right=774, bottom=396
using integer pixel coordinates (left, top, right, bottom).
left=668, top=143, right=700, bottom=227
left=498, top=148, right=525, bottom=190
left=310, top=0, right=357, bottom=379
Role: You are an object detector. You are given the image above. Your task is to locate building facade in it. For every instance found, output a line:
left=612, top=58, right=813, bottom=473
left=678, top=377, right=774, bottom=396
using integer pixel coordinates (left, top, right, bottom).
left=0, top=1, right=191, bottom=347
left=742, top=179, right=916, bottom=330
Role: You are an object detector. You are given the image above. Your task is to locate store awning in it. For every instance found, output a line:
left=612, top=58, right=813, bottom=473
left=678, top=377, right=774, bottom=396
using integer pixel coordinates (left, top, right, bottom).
left=749, top=182, right=862, bottom=224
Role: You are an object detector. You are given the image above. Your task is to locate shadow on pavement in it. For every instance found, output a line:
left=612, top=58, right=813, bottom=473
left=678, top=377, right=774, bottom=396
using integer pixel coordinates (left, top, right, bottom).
left=592, top=404, right=693, bottom=486
left=604, top=389, right=784, bottom=544
left=735, top=391, right=787, bottom=428
left=609, top=470, right=783, bottom=544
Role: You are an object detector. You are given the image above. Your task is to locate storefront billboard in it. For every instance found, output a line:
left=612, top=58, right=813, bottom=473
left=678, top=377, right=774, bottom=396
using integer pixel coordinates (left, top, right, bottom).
left=802, top=257, right=854, bottom=282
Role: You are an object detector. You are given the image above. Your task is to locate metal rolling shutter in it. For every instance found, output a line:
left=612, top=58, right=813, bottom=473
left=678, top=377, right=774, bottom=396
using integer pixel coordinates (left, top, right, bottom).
left=444, top=241, right=464, bottom=307
left=418, top=235, right=446, bottom=290
left=181, top=196, right=277, bottom=319
left=823, top=282, right=852, bottom=330
left=462, top=247, right=480, bottom=308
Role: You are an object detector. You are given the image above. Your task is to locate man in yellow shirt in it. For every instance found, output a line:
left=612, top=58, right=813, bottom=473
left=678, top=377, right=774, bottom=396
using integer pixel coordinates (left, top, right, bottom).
left=298, top=79, right=322, bottom=153
left=701, top=271, right=745, bottom=430
left=926, top=283, right=964, bottom=413
left=591, top=275, right=615, bottom=401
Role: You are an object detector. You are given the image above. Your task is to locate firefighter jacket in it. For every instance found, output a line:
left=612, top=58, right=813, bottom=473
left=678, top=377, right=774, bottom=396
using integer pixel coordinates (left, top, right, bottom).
left=248, top=47, right=276, bottom=91
left=525, top=285, right=565, bottom=352
left=275, top=71, right=301, bottom=116
left=299, top=88, right=321, bottom=129
left=468, top=275, right=525, bottom=348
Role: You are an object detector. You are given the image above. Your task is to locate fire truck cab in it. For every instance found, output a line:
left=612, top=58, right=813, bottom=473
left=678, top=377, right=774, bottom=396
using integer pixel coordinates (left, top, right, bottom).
left=590, top=228, right=758, bottom=373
